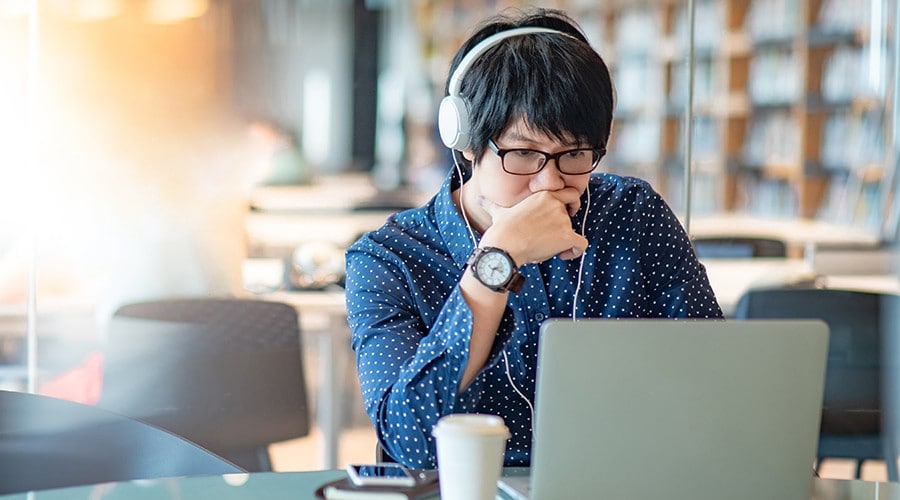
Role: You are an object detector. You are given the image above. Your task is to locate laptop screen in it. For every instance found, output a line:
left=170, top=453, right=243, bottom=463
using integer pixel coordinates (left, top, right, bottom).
left=526, top=319, right=828, bottom=500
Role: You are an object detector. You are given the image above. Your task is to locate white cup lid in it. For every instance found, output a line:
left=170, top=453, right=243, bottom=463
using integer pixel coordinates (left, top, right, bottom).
left=432, top=414, right=511, bottom=438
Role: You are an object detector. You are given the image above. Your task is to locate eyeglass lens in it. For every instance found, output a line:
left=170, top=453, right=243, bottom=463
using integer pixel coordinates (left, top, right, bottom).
left=502, top=149, right=599, bottom=175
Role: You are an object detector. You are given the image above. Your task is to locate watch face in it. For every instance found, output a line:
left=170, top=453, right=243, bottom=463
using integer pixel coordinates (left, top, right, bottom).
left=475, top=250, right=512, bottom=286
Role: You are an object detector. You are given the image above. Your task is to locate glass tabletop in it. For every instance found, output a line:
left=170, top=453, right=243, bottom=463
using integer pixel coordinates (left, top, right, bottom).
left=0, top=470, right=896, bottom=499
left=0, top=471, right=345, bottom=500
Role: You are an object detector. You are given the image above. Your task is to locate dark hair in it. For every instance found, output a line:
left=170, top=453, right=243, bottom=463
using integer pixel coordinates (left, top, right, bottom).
left=446, top=9, right=615, bottom=166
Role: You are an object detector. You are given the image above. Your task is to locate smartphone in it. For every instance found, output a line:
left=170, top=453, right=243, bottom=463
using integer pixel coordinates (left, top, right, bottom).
left=345, top=463, right=416, bottom=487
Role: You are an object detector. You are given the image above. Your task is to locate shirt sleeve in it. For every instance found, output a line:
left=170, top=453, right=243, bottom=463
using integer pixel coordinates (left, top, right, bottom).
left=344, top=237, right=488, bottom=468
left=633, top=185, right=724, bottom=318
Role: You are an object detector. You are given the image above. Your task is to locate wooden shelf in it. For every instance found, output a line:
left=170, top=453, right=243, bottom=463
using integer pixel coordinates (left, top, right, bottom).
left=407, top=0, right=889, bottom=225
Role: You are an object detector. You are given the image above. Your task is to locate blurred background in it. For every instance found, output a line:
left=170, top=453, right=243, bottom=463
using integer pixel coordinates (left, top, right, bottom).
left=1, top=0, right=898, bottom=480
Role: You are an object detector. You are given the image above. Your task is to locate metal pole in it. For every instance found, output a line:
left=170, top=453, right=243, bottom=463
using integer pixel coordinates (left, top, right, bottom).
left=25, top=0, right=40, bottom=394
left=882, top=0, right=900, bottom=241
left=683, top=0, right=697, bottom=234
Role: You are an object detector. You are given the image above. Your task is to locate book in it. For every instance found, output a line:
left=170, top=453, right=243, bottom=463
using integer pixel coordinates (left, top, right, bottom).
left=315, top=470, right=440, bottom=500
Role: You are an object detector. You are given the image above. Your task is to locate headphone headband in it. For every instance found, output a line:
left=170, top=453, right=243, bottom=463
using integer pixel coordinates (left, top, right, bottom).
left=447, top=26, right=565, bottom=96
left=439, top=26, right=566, bottom=151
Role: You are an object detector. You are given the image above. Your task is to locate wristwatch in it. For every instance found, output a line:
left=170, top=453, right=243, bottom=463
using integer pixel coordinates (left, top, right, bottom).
left=466, top=246, right=525, bottom=293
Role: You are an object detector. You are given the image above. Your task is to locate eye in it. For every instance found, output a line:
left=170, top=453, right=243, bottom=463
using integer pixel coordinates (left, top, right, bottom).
left=565, top=150, right=588, bottom=159
left=511, top=149, right=539, bottom=159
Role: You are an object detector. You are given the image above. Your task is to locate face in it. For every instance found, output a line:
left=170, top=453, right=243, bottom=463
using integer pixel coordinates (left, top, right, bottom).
left=463, top=118, right=594, bottom=209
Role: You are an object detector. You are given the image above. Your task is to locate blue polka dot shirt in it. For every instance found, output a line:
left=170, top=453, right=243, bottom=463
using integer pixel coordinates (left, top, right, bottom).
left=345, top=170, right=723, bottom=469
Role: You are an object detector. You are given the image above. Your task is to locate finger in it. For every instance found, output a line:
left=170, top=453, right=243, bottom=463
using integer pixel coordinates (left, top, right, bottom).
left=477, top=195, right=503, bottom=218
left=557, top=236, right=589, bottom=261
left=544, top=188, right=583, bottom=217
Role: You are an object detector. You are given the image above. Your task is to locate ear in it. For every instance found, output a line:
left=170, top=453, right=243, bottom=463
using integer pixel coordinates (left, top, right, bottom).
left=462, top=149, right=475, bottom=162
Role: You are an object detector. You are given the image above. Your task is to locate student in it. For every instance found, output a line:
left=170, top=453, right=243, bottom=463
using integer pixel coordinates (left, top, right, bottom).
left=345, top=8, right=723, bottom=468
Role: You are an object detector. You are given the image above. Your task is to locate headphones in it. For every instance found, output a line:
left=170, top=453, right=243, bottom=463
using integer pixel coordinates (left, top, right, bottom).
left=438, top=26, right=565, bottom=151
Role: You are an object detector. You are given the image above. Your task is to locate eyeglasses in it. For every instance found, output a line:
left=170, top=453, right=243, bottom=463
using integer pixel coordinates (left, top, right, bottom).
left=487, top=139, right=606, bottom=176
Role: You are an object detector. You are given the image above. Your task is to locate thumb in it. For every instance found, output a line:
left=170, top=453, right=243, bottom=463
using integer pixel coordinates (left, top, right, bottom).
left=477, top=195, right=505, bottom=220
left=558, top=235, right=589, bottom=261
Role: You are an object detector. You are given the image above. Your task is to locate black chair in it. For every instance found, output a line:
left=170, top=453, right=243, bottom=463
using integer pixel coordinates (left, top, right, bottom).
left=375, top=440, right=397, bottom=463
left=692, top=236, right=788, bottom=259
left=96, top=297, right=311, bottom=472
left=733, top=287, right=900, bottom=480
left=0, top=389, right=244, bottom=495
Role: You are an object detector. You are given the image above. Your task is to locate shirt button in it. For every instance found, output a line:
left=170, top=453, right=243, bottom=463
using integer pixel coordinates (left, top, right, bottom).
left=534, top=312, right=546, bottom=322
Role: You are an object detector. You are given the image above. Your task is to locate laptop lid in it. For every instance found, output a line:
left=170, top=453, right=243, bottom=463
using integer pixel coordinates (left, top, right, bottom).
left=527, top=319, right=829, bottom=500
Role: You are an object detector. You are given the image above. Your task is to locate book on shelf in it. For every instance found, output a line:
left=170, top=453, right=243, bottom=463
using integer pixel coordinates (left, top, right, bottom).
left=315, top=470, right=440, bottom=500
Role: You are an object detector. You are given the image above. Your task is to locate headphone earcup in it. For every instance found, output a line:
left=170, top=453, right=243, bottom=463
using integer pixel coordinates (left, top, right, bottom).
left=439, top=27, right=564, bottom=152
left=438, top=94, right=471, bottom=151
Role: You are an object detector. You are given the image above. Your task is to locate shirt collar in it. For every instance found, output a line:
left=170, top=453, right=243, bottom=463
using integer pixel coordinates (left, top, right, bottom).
left=434, top=168, right=479, bottom=268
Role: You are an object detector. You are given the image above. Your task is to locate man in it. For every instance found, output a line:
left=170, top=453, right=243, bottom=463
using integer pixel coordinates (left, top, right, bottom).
left=345, top=8, right=722, bottom=468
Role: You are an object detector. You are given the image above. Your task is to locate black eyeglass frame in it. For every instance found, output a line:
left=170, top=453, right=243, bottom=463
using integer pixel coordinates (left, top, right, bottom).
left=487, top=139, right=606, bottom=176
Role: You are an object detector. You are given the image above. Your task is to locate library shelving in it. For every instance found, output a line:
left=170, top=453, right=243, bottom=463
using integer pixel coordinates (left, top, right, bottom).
left=408, top=0, right=893, bottom=226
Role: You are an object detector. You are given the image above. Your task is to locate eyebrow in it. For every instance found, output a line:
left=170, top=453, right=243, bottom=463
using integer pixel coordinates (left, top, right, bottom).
left=500, top=131, right=582, bottom=148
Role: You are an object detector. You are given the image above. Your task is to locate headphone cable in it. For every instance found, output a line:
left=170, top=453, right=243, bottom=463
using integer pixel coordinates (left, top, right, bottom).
left=503, top=350, right=535, bottom=436
left=453, top=151, right=478, bottom=248
left=570, top=186, right=590, bottom=321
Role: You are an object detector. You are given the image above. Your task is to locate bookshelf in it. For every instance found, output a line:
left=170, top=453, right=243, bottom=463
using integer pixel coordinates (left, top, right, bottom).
left=408, top=0, right=892, bottom=227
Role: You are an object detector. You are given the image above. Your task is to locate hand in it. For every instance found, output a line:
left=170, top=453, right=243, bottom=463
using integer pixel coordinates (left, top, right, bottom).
left=478, top=188, right=589, bottom=264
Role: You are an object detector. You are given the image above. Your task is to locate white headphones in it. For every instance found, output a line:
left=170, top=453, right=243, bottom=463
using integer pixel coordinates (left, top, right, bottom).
left=438, top=26, right=565, bottom=151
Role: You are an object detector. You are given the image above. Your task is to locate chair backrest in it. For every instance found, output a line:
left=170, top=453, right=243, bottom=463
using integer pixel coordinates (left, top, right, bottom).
left=96, top=297, right=310, bottom=472
left=0, top=389, right=244, bottom=495
left=693, top=236, right=788, bottom=259
left=734, top=287, right=893, bottom=432
left=733, top=287, right=900, bottom=480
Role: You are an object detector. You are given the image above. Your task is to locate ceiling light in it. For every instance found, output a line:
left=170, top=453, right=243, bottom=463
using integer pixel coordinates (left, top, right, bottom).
left=144, top=0, right=208, bottom=24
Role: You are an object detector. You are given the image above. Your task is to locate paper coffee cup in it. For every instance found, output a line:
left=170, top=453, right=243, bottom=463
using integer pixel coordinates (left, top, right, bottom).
left=433, top=414, right=510, bottom=500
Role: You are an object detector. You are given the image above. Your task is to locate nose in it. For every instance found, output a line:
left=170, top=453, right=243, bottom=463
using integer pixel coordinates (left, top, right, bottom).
left=530, top=158, right=566, bottom=192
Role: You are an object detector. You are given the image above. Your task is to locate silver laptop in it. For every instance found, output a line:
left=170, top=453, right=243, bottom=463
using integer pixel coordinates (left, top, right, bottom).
left=498, top=319, right=829, bottom=500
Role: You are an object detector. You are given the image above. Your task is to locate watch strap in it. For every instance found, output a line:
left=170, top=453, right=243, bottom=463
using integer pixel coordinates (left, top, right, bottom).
left=504, top=270, right=526, bottom=293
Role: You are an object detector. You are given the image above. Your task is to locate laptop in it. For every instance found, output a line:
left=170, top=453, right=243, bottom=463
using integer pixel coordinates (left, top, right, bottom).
left=497, top=319, right=829, bottom=500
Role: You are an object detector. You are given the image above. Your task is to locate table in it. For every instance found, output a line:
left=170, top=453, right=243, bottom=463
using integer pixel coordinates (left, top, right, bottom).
left=700, top=259, right=900, bottom=317
left=248, top=174, right=429, bottom=214
left=689, top=215, right=882, bottom=250
left=701, top=258, right=817, bottom=316
left=0, top=470, right=894, bottom=499
left=0, top=390, right=244, bottom=495
left=246, top=210, right=397, bottom=250
left=818, top=274, right=900, bottom=295
left=246, top=175, right=427, bottom=254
